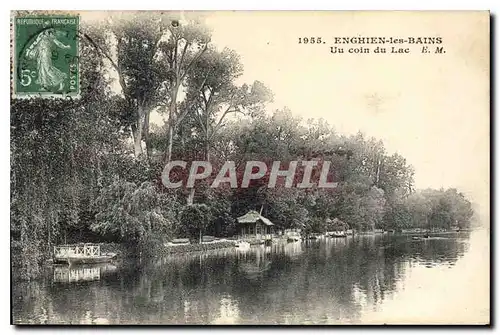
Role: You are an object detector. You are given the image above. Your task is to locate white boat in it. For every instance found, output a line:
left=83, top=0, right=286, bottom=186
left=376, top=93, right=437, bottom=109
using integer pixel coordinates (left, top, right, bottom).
left=53, top=244, right=117, bottom=265
left=328, top=231, right=347, bottom=238
left=235, top=241, right=251, bottom=249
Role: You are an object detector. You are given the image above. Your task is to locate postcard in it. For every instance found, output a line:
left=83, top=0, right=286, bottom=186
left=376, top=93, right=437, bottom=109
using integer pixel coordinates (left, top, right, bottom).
left=10, top=10, right=490, bottom=325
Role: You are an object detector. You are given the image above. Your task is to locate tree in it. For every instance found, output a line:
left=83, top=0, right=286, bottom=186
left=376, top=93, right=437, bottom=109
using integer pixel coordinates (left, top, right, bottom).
left=10, top=32, right=125, bottom=279
left=84, top=15, right=166, bottom=157
left=86, top=13, right=211, bottom=159
left=181, top=47, right=272, bottom=204
left=91, top=178, right=179, bottom=254
left=179, top=204, right=213, bottom=243
left=159, top=16, right=211, bottom=164
left=265, top=188, right=309, bottom=230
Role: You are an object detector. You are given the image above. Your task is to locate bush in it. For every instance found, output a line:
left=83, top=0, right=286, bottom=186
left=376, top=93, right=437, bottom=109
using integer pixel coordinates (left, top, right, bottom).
left=178, top=204, right=213, bottom=243
left=91, top=177, right=180, bottom=246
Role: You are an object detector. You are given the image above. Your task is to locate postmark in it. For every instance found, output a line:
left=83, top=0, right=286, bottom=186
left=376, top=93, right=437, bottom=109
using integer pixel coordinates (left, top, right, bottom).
left=12, top=15, right=80, bottom=98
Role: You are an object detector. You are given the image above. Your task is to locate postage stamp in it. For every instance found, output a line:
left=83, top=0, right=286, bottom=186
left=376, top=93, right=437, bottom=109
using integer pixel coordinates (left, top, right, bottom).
left=12, top=15, right=80, bottom=98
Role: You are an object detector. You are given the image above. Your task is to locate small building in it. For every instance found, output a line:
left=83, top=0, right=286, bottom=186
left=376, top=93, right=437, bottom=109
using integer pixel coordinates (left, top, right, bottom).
left=237, top=210, right=275, bottom=240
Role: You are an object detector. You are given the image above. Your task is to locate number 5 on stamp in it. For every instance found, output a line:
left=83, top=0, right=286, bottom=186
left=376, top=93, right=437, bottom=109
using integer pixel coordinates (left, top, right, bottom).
left=12, top=15, right=80, bottom=98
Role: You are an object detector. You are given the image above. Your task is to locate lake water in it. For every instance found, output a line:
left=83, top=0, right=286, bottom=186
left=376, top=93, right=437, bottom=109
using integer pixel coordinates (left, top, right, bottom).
left=11, top=230, right=489, bottom=325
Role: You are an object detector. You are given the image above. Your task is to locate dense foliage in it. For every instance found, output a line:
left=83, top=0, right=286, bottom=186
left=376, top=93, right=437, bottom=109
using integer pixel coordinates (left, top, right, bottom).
left=11, top=13, right=474, bottom=280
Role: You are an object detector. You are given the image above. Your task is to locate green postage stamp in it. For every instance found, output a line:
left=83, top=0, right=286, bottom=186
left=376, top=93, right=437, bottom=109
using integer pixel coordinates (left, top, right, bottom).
left=12, top=14, right=80, bottom=98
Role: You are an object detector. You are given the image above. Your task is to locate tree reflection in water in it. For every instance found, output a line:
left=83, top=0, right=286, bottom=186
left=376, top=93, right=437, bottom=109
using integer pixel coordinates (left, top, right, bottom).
left=12, top=231, right=471, bottom=324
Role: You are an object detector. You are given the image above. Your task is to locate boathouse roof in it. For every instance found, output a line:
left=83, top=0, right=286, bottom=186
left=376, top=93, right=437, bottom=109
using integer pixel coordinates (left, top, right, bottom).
left=237, top=210, right=274, bottom=226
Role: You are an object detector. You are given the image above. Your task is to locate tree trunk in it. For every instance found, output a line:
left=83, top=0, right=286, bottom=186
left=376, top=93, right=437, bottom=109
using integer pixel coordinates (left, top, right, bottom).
left=132, top=105, right=145, bottom=158
left=165, top=98, right=177, bottom=165
left=187, top=188, right=195, bottom=205
left=47, top=216, right=51, bottom=248
left=187, top=131, right=210, bottom=205
left=205, top=138, right=210, bottom=162
left=166, top=122, right=174, bottom=163
left=375, top=157, right=381, bottom=186
left=131, top=123, right=143, bottom=158
left=144, top=110, right=151, bottom=159
left=205, top=112, right=210, bottom=160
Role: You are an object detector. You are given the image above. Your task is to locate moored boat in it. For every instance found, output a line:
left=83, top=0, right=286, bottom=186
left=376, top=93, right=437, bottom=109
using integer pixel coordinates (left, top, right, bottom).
left=235, top=241, right=251, bottom=249
left=331, top=231, right=347, bottom=238
left=66, top=253, right=117, bottom=265
left=165, top=238, right=191, bottom=246
left=247, top=238, right=265, bottom=245
left=287, top=232, right=302, bottom=242
left=54, top=243, right=117, bottom=265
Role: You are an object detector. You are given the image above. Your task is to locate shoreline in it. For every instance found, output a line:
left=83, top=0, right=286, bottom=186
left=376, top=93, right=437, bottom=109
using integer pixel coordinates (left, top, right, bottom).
left=162, top=240, right=237, bottom=254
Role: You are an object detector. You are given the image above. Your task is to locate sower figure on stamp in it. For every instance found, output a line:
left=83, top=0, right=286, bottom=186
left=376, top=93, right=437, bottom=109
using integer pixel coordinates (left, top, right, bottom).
left=25, top=28, right=71, bottom=92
